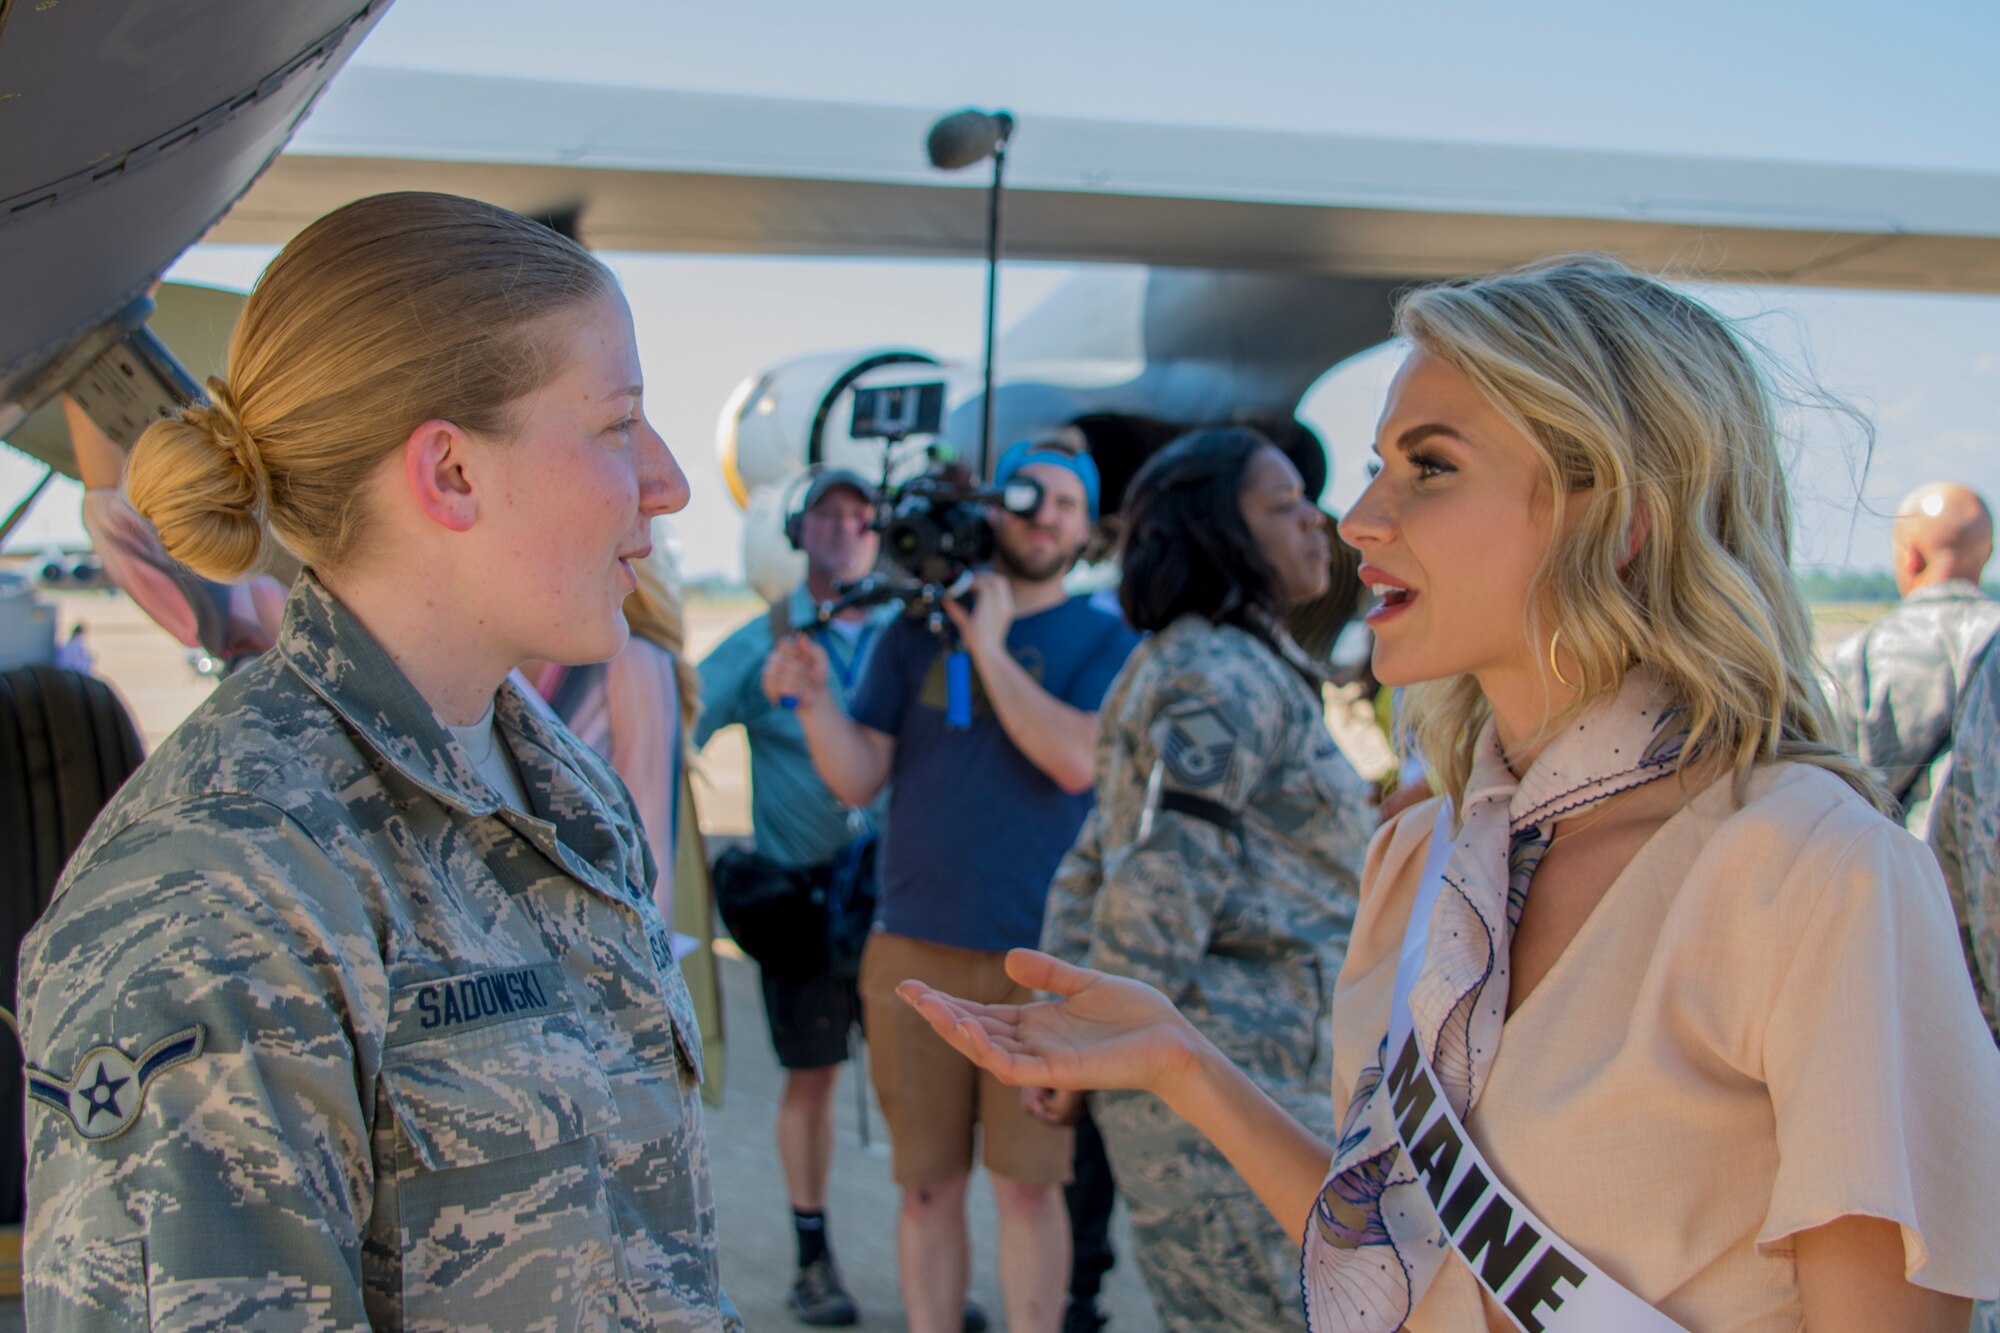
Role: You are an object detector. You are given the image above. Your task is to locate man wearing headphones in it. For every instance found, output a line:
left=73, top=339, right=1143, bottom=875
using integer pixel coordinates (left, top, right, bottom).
left=766, top=441, right=1143, bottom=1333
left=696, top=467, right=892, bottom=1326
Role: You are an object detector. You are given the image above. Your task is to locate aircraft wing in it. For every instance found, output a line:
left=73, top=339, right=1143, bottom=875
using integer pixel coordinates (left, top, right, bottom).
left=3, top=283, right=246, bottom=481
left=217, top=66, right=2000, bottom=293
left=0, top=0, right=391, bottom=470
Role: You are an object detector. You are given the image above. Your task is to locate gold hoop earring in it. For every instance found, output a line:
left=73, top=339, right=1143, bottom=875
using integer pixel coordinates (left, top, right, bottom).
left=1549, top=629, right=1577, bottom=690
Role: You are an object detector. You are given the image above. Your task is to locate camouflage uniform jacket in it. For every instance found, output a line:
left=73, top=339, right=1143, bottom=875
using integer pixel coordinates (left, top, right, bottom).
left=1929, top=636, right=2000, bottom=1046
left=1827, top=579, right=2000, bottom=829
left=1041, top=614, right=1370, bottom=1120
left=19, top=575, right=740, bottom=1331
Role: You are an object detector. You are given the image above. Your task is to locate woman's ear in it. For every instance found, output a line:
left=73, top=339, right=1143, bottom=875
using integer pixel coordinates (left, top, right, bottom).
left=1619, top=498, right=1653, bottom=572
left=402, top=419, right=478, bottom=533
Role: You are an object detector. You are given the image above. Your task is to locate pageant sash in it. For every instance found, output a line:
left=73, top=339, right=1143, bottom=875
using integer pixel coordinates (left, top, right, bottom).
left=1359, top=806, right=1687, bottom=1333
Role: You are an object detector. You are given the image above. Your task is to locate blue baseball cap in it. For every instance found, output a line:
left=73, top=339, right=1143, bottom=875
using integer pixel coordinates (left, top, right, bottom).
left=995, top=439, right=1100, bottom=519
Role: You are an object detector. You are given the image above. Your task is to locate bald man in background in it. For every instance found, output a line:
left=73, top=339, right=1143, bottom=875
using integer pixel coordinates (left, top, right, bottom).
left=1828, top=481, right=2000, bottom=834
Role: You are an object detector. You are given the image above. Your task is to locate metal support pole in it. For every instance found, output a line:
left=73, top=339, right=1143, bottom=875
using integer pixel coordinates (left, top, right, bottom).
left=978, top=141, right=1007, bottom=482
left=0, top=466, right=55, bottom=549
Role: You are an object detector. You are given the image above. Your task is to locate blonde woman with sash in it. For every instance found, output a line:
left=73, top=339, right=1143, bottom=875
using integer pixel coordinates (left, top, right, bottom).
left=899, top=257, right=2000, bottom=1332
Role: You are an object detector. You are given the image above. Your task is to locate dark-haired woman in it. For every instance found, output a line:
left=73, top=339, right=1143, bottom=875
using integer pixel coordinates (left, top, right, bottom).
left=1037, top=427, right=1372, bottom=1332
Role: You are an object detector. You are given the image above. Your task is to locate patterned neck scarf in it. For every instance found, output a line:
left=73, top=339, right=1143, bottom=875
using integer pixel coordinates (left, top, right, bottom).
left=1302, top=669, right=1690, bottom=1331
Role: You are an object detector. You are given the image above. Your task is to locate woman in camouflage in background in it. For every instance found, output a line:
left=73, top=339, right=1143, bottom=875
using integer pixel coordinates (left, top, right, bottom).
left=1037, top=427, right=1372, bottom=1332
left=17, top=192, right=738, bottom=1330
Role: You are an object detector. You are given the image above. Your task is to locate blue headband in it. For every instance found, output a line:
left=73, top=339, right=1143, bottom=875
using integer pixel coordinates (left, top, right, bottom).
left=995, top=440, right=1101, bottom=519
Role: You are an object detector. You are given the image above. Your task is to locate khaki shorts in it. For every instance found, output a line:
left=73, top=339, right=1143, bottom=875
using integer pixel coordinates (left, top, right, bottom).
left=858, top=930, right=1074, bottom=1188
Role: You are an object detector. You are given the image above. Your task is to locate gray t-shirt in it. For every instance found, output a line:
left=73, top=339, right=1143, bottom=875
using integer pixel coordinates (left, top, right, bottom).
left=447, top=701, right=530, bottom=812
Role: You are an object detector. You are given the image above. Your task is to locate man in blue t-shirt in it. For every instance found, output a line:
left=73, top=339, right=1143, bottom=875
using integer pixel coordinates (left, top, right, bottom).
left=765, top=442, right=1140, bottom=1333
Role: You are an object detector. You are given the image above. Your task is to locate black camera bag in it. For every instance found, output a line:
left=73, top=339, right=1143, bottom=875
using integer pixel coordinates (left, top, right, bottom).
left=712, top=834, right=877, bottom=982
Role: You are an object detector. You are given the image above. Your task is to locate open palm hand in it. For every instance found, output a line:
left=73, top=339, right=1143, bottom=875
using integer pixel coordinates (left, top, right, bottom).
left=897, top=948, right=1199, bottom=1098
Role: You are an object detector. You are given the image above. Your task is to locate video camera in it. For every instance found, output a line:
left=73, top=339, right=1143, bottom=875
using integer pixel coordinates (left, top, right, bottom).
left=817, top=381, right=1043, bottom=623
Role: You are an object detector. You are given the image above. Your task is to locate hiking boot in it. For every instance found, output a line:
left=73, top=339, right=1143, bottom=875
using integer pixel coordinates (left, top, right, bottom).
left=786, top=1255, right=859, bottom=1326
left=962, top=1301, right=989, bottom=1332
left=1061, top=1298, right=1109, bottom=1333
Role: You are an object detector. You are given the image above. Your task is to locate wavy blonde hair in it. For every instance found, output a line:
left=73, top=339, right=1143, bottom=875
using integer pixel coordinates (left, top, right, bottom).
left=1393, top=256, right=1890, bottom=814
left=128, top=192, right=611, bottom=582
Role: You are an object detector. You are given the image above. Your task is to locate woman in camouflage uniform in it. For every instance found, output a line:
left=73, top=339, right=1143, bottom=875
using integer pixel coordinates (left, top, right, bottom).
left=18, top=192, right=739, bottom=1330
left=1039, top=427, right=1372, bottom=1331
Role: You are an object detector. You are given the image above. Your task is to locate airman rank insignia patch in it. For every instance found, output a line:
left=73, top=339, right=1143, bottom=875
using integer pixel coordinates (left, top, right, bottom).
left=1162, top=706, right=1236, bottom=788
left=27, top=1026, right=205, bottom=1142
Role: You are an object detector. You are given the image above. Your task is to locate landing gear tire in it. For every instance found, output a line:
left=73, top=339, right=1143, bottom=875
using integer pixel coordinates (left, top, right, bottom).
left=0, top=665, right=144, bottom=1225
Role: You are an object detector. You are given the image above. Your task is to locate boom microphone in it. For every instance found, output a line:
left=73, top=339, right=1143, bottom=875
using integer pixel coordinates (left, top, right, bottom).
left=925, top=110, right=1015, bottom=170
left=923, top=105, right=1016, bottom=481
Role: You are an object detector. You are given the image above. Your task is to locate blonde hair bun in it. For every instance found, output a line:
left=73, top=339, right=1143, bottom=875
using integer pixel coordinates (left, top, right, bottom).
left=128, top=377, right=270, bottom=584
left=123, top=192, right=611, bottom=582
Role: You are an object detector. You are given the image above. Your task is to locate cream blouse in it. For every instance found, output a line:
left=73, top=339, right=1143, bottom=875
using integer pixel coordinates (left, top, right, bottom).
left=1331, top=762, right=2000, bottom=1331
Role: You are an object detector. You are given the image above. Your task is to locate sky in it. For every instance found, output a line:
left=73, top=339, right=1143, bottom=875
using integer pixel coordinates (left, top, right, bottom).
left=6, top=0, right=1999, bottom=577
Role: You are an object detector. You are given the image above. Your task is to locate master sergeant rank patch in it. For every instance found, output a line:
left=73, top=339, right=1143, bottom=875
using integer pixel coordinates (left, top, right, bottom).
left=1161, top=706, right=1237, bottom=788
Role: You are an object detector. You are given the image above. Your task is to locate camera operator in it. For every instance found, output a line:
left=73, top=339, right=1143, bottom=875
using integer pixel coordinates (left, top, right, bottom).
left=695, top=468, right=892, bottom=1326
left=764, top=440, right=1141, bottom=1333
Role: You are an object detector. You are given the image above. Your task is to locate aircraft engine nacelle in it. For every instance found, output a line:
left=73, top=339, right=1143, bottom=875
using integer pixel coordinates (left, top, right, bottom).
left=717, top=347, right=942, bottom=603
left=33, top=550, right=107, bottom=591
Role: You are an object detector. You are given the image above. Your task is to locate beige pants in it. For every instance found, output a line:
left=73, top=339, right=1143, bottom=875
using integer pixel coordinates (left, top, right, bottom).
left=858, top=930, right=1074, bottom=1187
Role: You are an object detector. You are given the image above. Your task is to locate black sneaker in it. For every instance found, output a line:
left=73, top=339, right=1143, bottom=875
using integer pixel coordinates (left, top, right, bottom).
left=1061, top=1298, right=1108, bottom=1333
left=962, top=1301, right=989, bottom=1333
left=786, top=1255, right=859, bottom=1326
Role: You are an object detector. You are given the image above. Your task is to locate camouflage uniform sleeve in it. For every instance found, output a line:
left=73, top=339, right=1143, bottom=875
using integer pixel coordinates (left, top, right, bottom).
left=1824, top=629, right=1867, bottom=752
left=19, top=795, right=383, bottom=1331
left=1084, top=676, right=1277, bottom=1001
left=1930, top=648, right=2000, bottom=1043
left=1041, top=805, right=1107, bottom=969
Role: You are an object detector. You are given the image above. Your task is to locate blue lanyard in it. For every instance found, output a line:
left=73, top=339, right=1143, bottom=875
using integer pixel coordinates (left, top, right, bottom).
left=814, top=620, right=878, bottom=694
